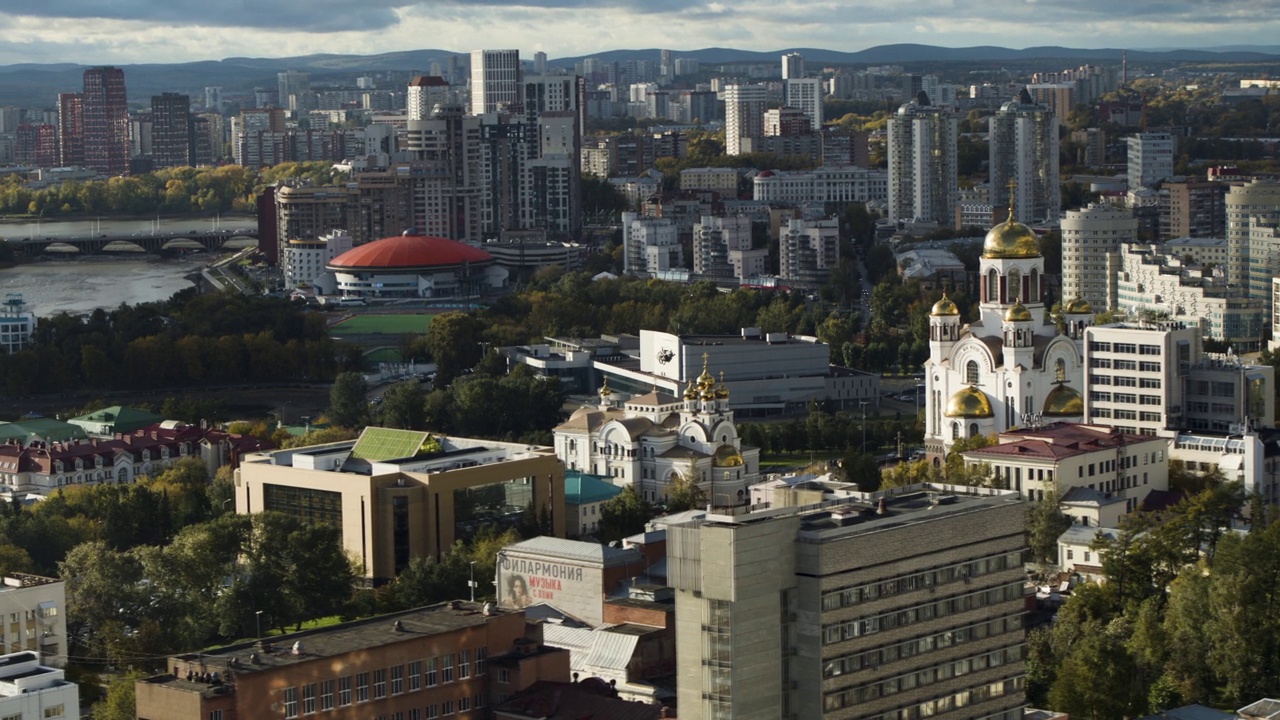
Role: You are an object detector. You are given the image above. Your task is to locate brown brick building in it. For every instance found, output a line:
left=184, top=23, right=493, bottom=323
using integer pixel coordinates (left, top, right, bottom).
left=136, top=602, right=570, bottom=720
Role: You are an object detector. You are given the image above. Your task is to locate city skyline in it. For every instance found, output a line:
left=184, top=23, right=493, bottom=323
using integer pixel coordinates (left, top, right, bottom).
left=2, top=2, right=1279, bottom=66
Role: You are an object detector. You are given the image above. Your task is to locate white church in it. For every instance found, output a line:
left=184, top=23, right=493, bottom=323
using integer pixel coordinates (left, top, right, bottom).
left=553, top=357, right=760, bottom=507
left=923, top=213, right=1096, bottom=461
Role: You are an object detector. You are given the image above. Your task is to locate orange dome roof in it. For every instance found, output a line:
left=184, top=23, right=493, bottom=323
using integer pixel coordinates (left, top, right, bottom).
left=329, top=235, right=493, bottom=270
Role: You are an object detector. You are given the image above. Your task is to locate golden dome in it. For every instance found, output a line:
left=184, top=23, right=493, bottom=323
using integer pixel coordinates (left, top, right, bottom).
left=1043, top=383, right=1084, bottom=417
left=683, top=381, right=698, bottom=400
left=945, top=386, right=994, bottom=418
left=982, top=217, right=1041, bottom=259
left=598, top=378, right=612, bottom=397
left=931, top=293, right=960, bottom=317
left=715, top=371, right=730, bottom=399
left=1064, top=297, right=1093, bottom=314
left=713, top=444, right=744, bottom=467
left=1004, top=302, right=1033, bottom=322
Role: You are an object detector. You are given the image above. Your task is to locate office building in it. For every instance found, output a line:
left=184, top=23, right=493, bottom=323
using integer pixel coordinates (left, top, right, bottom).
left=1083, top=321, right=1274, bottom=436
left=277, top=70, right=310, bottom=110
left=234, top=428, right=566, bottom=582
left=784, top=78, right=824, bottom=133
left=150, top=93, right=192, bottom=169
left=668, top=483, right=1027, bottom=720
left=203, top=86, right=222, bottom=113
left=753, top=166, right=887, bottom=206
left=496, top=536, right=644, bottom=626
left=0, top=651, right=78, bottom=720
left=779, top=217, right=840, bottom=287
left=680, top=167, right=739, bottom=198
left=780, top=52, right=804, bottom=80
left=81, top=66, right=129, bottom=175
left=924, top=215, right=1088, bottom=459
left=1060, top=202, right=1137, bottom=312
left=1114, top=243, right=1266, bottom=350
left=621, top=212, right=682, bottom=276
left=1127, top=133, right=1175, bottom=191
left=988, top=91, right=1059, bottom=224
left=56, top=93, right=82, bottom=167
left=0, top=575, right=66, bottom=666
left=471, top=49, right=522, bottom=115
left=1226, top=180, right=1280, bottom=305
left=693, top=215, right=768, bottom=280
left=724, top=84, right=767, bottom=156
left=887, top=95, right=958, bottom=224
left=135, top=602, right=571, bottom=720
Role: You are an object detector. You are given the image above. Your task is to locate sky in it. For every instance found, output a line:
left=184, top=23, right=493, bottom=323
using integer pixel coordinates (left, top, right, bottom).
left=1, top=1, right=1279, bottom=65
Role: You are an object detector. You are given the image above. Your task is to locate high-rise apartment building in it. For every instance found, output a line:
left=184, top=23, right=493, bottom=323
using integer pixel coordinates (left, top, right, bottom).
left=276, top=70, right=310, bottom=110
left=1225, top=180, right=1280, bottom=304
left=784, top=78, right=824, bottom=133
left=779, top=217, right=840, bottom=287
left=780, top=52, right=805, bottom=80
left=693, top=215, right=768, bottom=280
left=81, top=67, right=129, bottom=175
left=668, top=484, right=1028, bottom=720
left=470, top=49, right=521, bottom=115
left=724, top=84, right=767, bottom=156
left=988, top=91, right=1059, bottom=224
left=56, top=93, right=83, bottom=167
left=622, top=212, right=681, bottom=276
left=203, top=86, right=222, bottom=113
left=887, top=95, right=958, bottom=224
left=1060, top=202, right=1137, bottom=312
left=150, top=93, right=192, bottom=169
left=407, top=76, right=452, bottom=120
left=1127, top=132, right=1174, bottom=190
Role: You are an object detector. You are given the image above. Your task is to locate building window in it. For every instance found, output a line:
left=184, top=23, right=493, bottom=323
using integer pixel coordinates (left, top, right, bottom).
left=497, top=668, right=511, bottom=684
left=425, top=658, right=438, bottom=687
left=391, top=665, right=404, bottom=695
left=476, top=647, right=487, bottom=676
left=460, top=697, right=471, bottom=712
left=458, top=650, right=470, bottom=679
left=339, top=676, right=352, bottom=706
left=373, top=669, right=387, bottom=699
left=965, top=360, right=979, bottom=385
left=356, top=673, right=370, bottom=703
left=408, top=661, right=422, bottom=692
left=303, top=683, right=317, bottom=715
left=442, top=654, right=454, bottom=683
left=210, top=712, right=223, bottom=720
left=283, top=687, right=299, bottom=719
left=442, top=700, right=455, bottom=717
left=320, top=680, right=335, bottom=711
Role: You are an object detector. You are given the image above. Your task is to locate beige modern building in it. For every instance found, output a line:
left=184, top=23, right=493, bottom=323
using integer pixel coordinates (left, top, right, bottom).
left=1226, top=180, right=1280, bottom=297
left=0, top=575, right=66, bottom=667
left=1060, top=202, right=1137, bottom=312
left=680, top=168, right=739, bottom=198
left=667, top=483, right=1028, bottom=720
left=235, top=429, right=566, bottom=582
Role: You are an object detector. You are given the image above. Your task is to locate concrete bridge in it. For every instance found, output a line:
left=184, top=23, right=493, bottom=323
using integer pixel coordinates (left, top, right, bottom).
left=3, top=229, right=259, bottom=255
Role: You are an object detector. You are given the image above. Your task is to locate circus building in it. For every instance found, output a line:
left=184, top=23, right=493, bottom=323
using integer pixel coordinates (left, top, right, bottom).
left=924, top=211, right=1095, bottom=461
left=553, top=357, right=761, bottom=507
left=315, top=232, right=508, bottom=299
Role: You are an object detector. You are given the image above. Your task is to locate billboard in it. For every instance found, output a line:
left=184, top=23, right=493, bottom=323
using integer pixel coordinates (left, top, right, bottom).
left=497, top=551, right=605, bottom=625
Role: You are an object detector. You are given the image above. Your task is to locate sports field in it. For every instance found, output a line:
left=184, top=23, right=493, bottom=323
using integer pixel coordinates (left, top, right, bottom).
left=329, top=313, right=435, bottom=335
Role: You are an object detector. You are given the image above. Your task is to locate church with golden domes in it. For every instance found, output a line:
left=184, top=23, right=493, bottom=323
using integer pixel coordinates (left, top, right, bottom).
left=552, top=356, right=761, bottom=507
left=924, top=213, right=1097, bottom=461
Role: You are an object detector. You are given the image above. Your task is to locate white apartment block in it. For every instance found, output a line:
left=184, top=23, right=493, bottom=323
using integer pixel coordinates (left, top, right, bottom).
left=1225, top=180, right=1280, bottom=306
left=681, top=167, right=740, bottom=197
left=887, top=99, right=958, bottom=225
left=724, top=84, right=767, bottom=156
left=0, top=651, right=77, bottom=720
left=784, top=78, right=824, bottom=132
left=406, top=76, right=451, bottom=120
left=282, top=230, right=354, bottom=290
left=1127, top=132, right=1174, bottom=190
left=780, top=52, right=804, bottom=80
left=753, top=166, right=888, bottom=206
left=1115, top=243, right=1266, bottom=350
left=1165, top=236, right=1228, bottom=267
left=1060, top=202, right=1137, bottom=312
left=693, top=215, right=768, bottom=280
left=988, top=94, right=1059, bottom=224
left=0, top=576, right=66, bottom=667
left=1084, top=321, right=1274, bottom=437
left=779, top=217, right=840, bottom=287
left=470, top=49, right=521, bottom=114
left=622, top=211, right=682, bottom=276
left=0, top=294, right=36, bottom=355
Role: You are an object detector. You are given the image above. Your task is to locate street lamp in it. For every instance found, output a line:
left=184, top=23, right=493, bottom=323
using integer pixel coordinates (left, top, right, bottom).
left=468, top=561, right=478, bottom=603
left=255, top=610, right=263, bottom=640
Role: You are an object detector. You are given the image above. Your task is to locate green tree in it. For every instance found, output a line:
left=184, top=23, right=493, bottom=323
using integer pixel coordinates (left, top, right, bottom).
left=94, top=670, right=144, bottom=720
left=379, top=380, right=426, bottom=430
left=599, top=485, right=652, bottom=543
left=328, top=371, right=370, bottom=428
left=665, top=472, right=707, bottom=512
left=427, top=312, right=483, bottom=387
left=841, top=452, right=882, bottom=492
left=1027, top=489, right=1073, bottom=565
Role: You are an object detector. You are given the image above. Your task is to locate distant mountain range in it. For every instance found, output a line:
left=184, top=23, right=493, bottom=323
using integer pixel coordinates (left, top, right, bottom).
left=0, top=44, right=1277, bottom=107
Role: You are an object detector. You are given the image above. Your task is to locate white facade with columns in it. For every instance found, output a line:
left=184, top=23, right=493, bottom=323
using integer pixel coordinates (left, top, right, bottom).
left=924, top=217, right=1091, bottom=460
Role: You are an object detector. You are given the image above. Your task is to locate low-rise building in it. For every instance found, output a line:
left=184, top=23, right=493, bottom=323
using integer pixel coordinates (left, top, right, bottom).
left=282, top=230, right=354, bottom=290
left=135, top=602, right=570, bottom=720
left=496, top=536, right=645, bottom=626
left=0, top=651, right=77, bottom=720
left=494, top=679, right=667, bottom=720
left=0, top=294, right=36, bottom=355
left=752, top=165, right=887, bottom=206
left=0, top=575, right=66, bottom=666
left=1057, top=525, right=1118, bottom=582
left=680, top=167, right=739, bottom=198
left=895, top=246, right=970, bottom=295
left=235, top=428, right=566, bottom=583
left=563, top=471, right=622, bottom=537
left=65, top=405, right=164, bottom=437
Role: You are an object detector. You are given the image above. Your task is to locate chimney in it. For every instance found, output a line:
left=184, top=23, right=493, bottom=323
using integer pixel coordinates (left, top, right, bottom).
left=876, top=497, right=887, bottom=515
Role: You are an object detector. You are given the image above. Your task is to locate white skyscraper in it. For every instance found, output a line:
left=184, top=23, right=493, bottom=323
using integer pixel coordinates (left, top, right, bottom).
left=783, top=78, right=824, bottom=132
left=887, top=96, right=958, bottom=224
left=1127, top=132, right=1174, bottom=190
left=534, top=51, right=548, bottom=75
left=407, top=76, right=451, bottom=120
left=724, top=84, right=767, bottom=156
left=1226, top=180, right=1280, bottom=304
left=780, top=52, right=804, bottom=80
left=1060, top=202, right=1137, bottom=312
left=470, top=49, right=521, bottom=115
left=989, top=90, right=1060, bottom=224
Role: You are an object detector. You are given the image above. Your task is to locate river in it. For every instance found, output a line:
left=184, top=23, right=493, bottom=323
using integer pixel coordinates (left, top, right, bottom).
left=0, top=216, right=260, bottom=317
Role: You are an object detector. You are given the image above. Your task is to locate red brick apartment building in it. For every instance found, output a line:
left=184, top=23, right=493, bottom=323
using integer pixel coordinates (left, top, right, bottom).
left=136, top=602, right=569, bottom=720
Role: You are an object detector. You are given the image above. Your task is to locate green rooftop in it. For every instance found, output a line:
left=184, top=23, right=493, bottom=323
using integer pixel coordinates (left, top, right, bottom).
left=349, top=427, right=431, bottom=462
left=68, top=406, right=164, bottom=434
left=564, top=471, right=623, bottom=505
left=0, top=419, right=88, bottom=445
